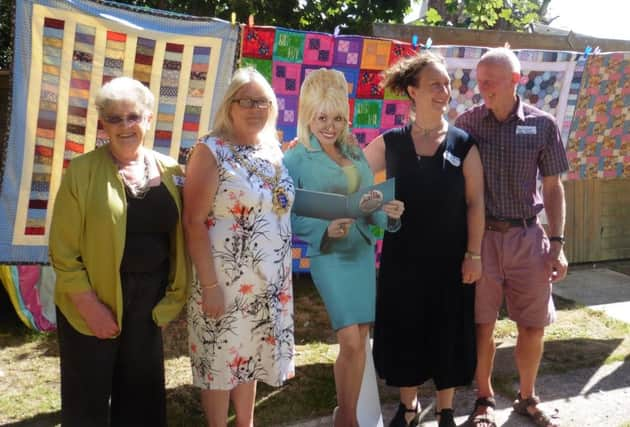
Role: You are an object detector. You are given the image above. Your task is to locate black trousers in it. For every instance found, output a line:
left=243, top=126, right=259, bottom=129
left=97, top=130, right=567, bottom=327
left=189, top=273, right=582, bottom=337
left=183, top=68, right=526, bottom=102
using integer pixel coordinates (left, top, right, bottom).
left=57, top=270, right=168, bottom=427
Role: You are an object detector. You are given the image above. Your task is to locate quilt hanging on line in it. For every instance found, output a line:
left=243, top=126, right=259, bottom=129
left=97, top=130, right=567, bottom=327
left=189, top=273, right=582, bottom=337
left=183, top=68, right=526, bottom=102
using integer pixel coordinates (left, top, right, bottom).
left=0, top=0, right=238, bottom=263
left=565, top=52, right=630, bottom=179
left=239, top=26, right=582, bottom=155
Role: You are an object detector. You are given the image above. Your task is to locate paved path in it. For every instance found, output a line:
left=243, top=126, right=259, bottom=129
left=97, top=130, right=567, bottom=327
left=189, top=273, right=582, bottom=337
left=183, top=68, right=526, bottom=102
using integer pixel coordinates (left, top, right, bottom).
left=286, top=267, right=630, bottom=427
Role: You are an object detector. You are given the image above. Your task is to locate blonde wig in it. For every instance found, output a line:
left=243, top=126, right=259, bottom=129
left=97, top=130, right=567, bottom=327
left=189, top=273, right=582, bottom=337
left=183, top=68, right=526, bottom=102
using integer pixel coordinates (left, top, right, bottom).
left=297, top=68, right=350, bottom=150
left=210, top=67, right=279, bottom=147
left=95, top=76, right=155, bottom=117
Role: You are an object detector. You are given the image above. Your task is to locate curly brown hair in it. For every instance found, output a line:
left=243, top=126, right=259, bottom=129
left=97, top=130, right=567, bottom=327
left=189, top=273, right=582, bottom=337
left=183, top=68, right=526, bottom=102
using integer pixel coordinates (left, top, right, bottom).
left=380, top=51, right=446, bottom=99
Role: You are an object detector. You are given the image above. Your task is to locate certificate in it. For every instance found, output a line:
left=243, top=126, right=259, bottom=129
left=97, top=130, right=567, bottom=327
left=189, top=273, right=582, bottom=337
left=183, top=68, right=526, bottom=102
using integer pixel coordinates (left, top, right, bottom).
left=292, top=178, right=395, bottom=220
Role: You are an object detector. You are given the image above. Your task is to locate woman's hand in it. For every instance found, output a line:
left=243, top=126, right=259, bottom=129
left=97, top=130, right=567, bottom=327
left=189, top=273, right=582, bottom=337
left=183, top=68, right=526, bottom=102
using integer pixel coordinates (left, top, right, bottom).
left=70, top=291, right=119, bottom=339
left=382, top=200, right=405, bottom=220
left=461, top=257, right=482, bottom=284
left=327, top=218, right=354, bottom=239
left=202, top=285, right=225, bottom=319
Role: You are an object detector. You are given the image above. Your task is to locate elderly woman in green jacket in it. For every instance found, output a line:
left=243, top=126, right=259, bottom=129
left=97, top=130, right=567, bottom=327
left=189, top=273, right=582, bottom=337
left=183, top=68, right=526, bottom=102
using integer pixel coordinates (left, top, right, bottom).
left=49, top=77, right=190, bottom=427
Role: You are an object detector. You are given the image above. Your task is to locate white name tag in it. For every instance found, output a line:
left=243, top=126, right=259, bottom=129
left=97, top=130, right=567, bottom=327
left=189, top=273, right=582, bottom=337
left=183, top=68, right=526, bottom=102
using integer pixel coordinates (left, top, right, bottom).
left=443, top=150, right=462, bottom=167
left=516, top=125, right=537, bottom=135
left=172, top=175, right=185, bottom=187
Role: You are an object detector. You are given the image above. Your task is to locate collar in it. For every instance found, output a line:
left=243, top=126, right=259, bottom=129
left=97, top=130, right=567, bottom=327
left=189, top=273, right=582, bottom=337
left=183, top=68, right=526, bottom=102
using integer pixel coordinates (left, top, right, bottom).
left=482, top=96, right=525, bottom=123
left=304, top=134, right=325, bottom=153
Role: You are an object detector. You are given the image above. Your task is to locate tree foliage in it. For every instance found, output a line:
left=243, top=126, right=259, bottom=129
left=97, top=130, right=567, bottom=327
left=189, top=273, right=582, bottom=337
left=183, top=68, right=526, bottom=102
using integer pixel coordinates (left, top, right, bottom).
left=123, top=0, right=411, bottom=34
left=0, top=0, right=412, bottom=70
left=423, top=0, right=552, bottom=31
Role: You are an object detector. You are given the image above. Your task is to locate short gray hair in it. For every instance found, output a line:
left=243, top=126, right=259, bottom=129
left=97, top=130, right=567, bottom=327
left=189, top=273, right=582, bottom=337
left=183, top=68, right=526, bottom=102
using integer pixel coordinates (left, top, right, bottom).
left=479, top=47, right=521, bottom=75
left=95, top=77, right=154, bottom=117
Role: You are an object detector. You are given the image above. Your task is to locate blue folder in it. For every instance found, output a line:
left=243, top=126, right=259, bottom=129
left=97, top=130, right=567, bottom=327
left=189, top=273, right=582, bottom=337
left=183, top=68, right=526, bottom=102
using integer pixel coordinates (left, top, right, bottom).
left=292, top=178, right=395, bottom=220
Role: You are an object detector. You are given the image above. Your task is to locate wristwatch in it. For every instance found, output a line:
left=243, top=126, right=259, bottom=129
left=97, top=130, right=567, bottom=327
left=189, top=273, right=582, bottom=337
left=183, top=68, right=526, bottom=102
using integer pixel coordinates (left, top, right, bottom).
left=549, top=236, right=565, bottom=244
left=464, top=251, right=481, bottom=260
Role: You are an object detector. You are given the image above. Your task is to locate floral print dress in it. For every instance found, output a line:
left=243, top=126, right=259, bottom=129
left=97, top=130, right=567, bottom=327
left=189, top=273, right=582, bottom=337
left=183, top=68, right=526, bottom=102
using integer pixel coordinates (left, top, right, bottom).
left=188, top=136, right=295, bottom=390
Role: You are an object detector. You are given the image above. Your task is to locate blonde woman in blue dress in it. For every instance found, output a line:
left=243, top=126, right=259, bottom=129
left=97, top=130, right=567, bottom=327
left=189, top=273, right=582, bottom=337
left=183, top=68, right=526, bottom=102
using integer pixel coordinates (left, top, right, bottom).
left=284, top=68, right=404, bottom=427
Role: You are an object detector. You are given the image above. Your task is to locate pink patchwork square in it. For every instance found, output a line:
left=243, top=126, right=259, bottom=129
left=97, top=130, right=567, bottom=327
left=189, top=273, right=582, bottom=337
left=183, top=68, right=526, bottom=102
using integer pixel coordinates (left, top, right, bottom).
left=381, top=101, right=411, bottom=128
left=272, top=62, right=302, bottom=96
left=303, top=34, right=334, bottom=66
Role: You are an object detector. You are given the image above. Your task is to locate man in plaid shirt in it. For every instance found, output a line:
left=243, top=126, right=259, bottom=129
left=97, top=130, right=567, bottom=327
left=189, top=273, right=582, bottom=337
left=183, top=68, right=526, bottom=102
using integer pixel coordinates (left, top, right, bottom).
left=455, top=47, right=568, bottom=427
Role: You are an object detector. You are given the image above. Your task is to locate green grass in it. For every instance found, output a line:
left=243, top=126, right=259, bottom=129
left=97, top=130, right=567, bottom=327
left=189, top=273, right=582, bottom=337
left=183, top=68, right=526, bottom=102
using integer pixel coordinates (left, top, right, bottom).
left=2, top=264, right=630, bottom=426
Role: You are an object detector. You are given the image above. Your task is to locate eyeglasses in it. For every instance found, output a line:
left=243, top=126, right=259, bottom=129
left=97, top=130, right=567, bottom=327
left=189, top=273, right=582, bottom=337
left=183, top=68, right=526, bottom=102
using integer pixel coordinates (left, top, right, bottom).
left=102, top=113, right=145, bottom=125
left=232, top=98, right=272, bottom=110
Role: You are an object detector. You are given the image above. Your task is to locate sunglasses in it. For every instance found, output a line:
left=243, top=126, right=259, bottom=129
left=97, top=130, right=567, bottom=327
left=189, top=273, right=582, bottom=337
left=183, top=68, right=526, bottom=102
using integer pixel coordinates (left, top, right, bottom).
left=102, top=113, right=145, bottom=125
left=232, top=98, right=272, bottom=110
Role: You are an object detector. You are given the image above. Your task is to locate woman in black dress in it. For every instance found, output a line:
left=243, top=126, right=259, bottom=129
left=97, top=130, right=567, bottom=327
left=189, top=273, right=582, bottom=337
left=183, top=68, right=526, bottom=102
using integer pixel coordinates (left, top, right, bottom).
left=364, top=52, right=485, bottom=427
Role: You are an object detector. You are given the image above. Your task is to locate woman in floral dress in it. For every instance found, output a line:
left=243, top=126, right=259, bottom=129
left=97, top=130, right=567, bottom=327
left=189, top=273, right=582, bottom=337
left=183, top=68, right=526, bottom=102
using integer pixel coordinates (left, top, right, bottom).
left=183, top=68, right=295, bottom=426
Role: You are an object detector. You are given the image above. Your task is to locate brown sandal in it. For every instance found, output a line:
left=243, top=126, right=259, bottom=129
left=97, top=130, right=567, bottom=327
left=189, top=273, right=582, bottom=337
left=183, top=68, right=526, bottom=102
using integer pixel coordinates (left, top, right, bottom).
left=469, top=396, right=496, bottom=427
left=512, top=393, right=559, bottom=427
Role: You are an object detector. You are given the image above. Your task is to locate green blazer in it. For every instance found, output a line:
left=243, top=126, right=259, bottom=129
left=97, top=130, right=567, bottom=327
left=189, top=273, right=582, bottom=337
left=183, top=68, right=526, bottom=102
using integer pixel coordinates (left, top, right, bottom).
left=283, top=137, right=395, bottom=257
left=49, top=145, right=191, bottom=336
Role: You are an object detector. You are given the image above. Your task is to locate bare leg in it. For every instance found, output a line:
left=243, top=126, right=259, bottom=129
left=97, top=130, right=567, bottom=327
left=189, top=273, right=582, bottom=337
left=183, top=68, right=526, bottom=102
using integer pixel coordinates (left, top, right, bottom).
left=436, top=387, right=454, bottom=412
left=201, top=389, right=230, bottom=427
left=475, top=322, right=496, bottom=398
left=399, top=386, right=420, bottom=424
left=333, top=323, right=370, bottom=427
left=471, top=322, right=496, bottom=426
left=230, top=381, right=257, bottom=427
left=515, top=325, right=545, bottom=417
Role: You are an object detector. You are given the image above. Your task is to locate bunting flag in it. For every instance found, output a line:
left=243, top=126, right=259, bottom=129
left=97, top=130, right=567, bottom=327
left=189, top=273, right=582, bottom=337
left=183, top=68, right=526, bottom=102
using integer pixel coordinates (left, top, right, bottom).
left=565, top=52, right=630, bottom=179
left=0, top=0, right=238, bottom=263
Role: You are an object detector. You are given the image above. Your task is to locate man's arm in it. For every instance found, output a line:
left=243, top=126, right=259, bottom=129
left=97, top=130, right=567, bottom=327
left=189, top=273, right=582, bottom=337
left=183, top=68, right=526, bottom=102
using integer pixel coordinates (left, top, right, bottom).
left=542, top=174, right=568, bottom=282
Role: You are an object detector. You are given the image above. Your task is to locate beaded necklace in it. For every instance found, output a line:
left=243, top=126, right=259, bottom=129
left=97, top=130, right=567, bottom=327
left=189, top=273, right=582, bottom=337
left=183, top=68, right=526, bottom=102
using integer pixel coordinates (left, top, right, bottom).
left=226, top=143, right=290, bottom=216
left=113, top=151, right=151, bottom=199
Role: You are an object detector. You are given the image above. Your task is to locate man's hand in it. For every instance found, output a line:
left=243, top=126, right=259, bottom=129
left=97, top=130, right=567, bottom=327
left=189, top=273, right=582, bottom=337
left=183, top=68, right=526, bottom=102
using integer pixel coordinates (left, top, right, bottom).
left=548, top=242, right=568, bottom=282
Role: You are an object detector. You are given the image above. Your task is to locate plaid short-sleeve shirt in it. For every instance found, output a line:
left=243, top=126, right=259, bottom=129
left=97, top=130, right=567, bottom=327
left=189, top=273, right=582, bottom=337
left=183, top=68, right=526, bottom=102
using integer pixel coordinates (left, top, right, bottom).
left=455, top=97, right=568, bottom=219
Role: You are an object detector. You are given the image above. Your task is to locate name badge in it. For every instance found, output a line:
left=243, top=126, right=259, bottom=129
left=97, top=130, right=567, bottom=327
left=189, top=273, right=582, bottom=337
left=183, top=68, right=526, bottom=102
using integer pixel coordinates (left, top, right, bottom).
left=516, top=125, right=537, bottom=135
left=443, top=150, right=461, bottom=167
left=172, top=175, right=185, bottom=187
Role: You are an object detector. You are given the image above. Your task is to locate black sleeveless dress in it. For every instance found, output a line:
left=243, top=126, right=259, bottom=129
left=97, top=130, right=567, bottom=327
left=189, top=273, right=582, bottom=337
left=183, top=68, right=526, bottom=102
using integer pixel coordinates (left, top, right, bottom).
left=372, top=124, right=477, bottom=390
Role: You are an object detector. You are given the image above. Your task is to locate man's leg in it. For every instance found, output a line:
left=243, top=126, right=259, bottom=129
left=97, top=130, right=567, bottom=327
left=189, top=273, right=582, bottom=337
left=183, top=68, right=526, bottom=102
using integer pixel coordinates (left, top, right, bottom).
left=515, top=324, right=544, bottom=398
left=475, top=321, right=497, bottom=399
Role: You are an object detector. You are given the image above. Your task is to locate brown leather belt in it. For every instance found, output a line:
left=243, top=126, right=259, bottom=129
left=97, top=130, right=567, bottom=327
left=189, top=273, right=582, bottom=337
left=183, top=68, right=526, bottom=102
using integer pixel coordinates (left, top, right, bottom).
left=486, top=216, right=537, bottom=233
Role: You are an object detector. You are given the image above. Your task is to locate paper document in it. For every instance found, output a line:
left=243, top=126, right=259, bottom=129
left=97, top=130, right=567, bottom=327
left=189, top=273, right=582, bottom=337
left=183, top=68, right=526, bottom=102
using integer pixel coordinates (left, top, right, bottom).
left=293, top=178, right=395, bottom=220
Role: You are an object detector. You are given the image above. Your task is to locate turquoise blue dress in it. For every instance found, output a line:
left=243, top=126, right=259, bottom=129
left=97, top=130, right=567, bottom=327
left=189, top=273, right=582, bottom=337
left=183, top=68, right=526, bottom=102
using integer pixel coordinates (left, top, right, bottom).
left=284, top=137, right=393, bottom=330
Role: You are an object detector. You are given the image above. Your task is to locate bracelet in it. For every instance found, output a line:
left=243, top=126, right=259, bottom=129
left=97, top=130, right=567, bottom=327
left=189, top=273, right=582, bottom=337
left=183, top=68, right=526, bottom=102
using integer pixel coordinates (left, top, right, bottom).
left=549, top=236, right=565, bottom=244
left=201, top=282, right=218, bottom=290
left=464, top=251, right=481, bottom=260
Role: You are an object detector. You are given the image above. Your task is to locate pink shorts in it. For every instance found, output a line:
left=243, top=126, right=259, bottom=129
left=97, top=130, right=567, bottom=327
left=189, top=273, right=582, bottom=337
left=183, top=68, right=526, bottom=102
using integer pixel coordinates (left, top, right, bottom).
left=476, top=223, right=556, bottom=328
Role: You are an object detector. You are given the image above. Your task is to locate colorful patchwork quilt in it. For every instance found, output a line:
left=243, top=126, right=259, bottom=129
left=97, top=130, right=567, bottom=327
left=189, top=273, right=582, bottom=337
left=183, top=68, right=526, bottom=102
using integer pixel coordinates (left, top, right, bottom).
left=2, top=11, right=630, bottom=267
left=565, top=52, right=630, bottom=179
left=0, top=0, right=238, bottom=263
left=241, top=27, right=584, bottom=155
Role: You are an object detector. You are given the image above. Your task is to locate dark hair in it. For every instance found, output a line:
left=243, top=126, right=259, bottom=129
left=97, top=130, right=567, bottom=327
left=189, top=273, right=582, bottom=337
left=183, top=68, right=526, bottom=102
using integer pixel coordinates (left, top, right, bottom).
left=380, top=51, right=446, bottom=99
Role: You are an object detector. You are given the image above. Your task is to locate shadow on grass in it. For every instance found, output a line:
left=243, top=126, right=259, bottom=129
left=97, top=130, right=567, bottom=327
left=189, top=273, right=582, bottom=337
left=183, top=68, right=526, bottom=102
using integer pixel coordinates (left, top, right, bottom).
left=1, top=411, right=61, bottom=427
left=164, top=362, right=336, bottom=427
left=492, top=337, right=625, bottom=398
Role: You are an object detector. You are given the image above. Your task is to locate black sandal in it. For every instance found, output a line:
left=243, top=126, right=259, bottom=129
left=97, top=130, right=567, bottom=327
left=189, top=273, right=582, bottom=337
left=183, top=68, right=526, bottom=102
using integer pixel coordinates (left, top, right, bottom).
left=469, top=396, right=497, bottom=427
left=389, top=402, right=421, bottom=427
left=435, top=408, right=456, bottom=427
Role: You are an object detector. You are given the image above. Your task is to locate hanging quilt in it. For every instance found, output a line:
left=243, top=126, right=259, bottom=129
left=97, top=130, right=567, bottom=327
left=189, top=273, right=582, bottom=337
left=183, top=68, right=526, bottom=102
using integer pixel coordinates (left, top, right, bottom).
left=565, top=52, right=630, bottom=179
left=0, top=0, right=238, bottom=263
